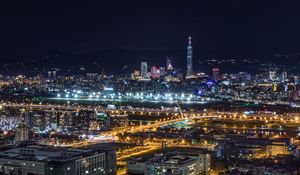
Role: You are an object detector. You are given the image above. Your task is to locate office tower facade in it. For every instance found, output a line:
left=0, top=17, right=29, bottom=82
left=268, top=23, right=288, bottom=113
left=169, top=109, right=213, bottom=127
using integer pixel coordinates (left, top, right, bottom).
left=48, top=71, right=52, bottom=78
left=199, top=153, right=211, bottom=175
left=52, top=71, right=56, bottom=79
left=151, top=66, right=159, bottom=78
left=131, top=70, right=140, bottom=80
left=141, top=62, right=148, bottom=79
left=47, top=70, right=57, bottom=79
left=75, top=153, right=106, bottom=175
left=269, top=71, right=276, bottom=81
left=159, top=67, right=166, bottom=76
left=186, top=37, right=193, bottom=76
left=281, top=71, right=288, bottom=82
left=15, top=124, right=29, bottom=143
left=212, top=68, right=220, bottom=81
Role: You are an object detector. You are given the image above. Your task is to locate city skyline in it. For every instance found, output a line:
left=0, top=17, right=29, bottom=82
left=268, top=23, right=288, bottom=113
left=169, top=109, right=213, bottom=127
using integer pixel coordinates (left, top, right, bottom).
left=1, top=1, right=300, bottom=175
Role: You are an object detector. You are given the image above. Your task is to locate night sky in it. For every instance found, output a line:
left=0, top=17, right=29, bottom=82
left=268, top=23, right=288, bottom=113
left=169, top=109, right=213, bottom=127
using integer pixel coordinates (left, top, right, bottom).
left=1, top=1, right=300, bottom=62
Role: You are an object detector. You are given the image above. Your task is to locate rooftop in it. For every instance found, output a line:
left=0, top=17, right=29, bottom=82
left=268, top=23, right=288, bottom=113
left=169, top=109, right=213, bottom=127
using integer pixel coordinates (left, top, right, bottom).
left=148, top=153, right=198, bottom=165
left=0, top=145, right=103, bottom=162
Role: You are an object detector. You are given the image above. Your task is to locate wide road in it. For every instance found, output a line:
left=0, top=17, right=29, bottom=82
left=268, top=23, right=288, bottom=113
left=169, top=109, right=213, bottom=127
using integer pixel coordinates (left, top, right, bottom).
left=0, top=102, right=180, bottom=115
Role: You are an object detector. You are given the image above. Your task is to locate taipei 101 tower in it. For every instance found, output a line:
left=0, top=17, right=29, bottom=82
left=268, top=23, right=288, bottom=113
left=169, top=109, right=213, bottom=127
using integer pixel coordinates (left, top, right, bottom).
left=186, top=36, right=193, bottom=76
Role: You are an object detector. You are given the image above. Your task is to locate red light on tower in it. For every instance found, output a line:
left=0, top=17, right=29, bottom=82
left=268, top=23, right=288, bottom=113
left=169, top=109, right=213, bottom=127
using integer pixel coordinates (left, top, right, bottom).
left=212, top=68, right=220, bottom=81
left=212, top=68, right=219, bottom=72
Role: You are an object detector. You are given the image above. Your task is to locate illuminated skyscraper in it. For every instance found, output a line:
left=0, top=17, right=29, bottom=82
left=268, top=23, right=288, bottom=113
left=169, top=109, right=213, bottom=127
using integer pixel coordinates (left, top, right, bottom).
left=52, top=70, right=56, bottom=79
left=269, top=71, right=276, bottom=81
left=48, top=71, right=52, bottom=78
left=141, top=62, right=148, bottom=78
left=281, top=71, right=288, bottom=82
left=15, top=124, right=29, bottom=143
left=151, top=66, right=159, bottom=78
left=212, top=68, right=220, bottom=81
left=166, top=57, right=173, bottom=71
left=186, top=36, right=193, bottom=76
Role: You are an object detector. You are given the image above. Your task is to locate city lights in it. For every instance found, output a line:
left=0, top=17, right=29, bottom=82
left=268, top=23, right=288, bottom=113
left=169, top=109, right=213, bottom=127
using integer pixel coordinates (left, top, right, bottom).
left=1, top=2, right=300, bottom=175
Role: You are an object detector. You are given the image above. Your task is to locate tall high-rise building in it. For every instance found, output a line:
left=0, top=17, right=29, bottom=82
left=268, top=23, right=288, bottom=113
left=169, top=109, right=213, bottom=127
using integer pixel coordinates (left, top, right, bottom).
left=212, top=68, right=220, bottom=81
left=166, top=57, right=173, bottom=71
left=47, top=70, right=57, bottom=79
left=199, top=153, right=211, bottom=175
left=269, top=71, right=276, bottom=81
left=131, top=70, right=140, bottom=80
left=141, top=62, right=148, bottom=78
left=48, top=71, right=52, bottom=78
left=151, top=66, right=159, bottom=78
left=15, top=124, right=29, bottom=143
left=281, top=71, right=287, bottom=82
left=52, top=70, right=57, bottom=79
left=186, top=36, right=193, bottom=76
left=159, top=67, right=166, bottom=76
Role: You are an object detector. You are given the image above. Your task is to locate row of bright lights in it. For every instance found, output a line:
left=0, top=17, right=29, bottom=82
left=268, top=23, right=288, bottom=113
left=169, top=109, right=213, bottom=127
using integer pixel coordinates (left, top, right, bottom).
left=57, top=91, right=198, bottom=101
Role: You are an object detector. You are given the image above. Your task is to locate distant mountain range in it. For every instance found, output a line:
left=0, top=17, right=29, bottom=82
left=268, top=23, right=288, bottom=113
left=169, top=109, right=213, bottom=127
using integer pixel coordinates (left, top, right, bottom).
left=1, top=48, right=300, bottom=76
